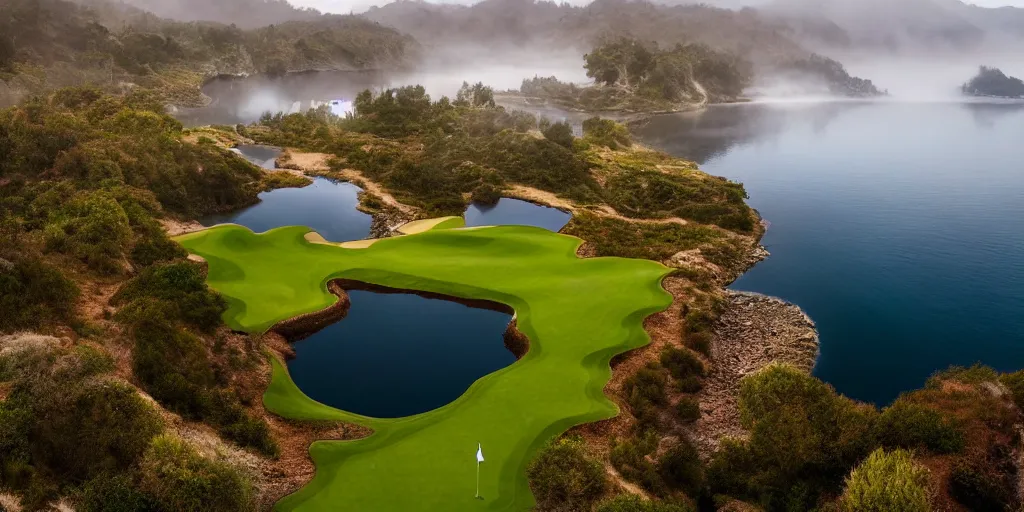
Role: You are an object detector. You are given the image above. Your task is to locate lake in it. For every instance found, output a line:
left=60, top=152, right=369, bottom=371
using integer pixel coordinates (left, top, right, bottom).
left=634, top=100, right=1024, bottom=404
left=465, top=198, right=571, bottom=232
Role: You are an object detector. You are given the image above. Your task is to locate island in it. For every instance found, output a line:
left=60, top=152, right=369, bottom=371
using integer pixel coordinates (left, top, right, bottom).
left=497, top=38, right=752, bottom=114
left=962, top=66, right=1024, bottom=99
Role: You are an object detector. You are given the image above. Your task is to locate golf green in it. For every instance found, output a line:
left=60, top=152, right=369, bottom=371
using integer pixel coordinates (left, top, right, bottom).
left=175, top=222, right=673, bottom=511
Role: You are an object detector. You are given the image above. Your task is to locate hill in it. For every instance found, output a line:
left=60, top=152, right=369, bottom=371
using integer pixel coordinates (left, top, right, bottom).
left=962, top=66, right=1024, bottom=99
left=0, top=0, right=416, bottom=107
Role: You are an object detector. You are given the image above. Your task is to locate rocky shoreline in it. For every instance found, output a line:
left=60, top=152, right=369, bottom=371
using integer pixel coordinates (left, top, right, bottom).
left=691, top=290, right=820, bottom=457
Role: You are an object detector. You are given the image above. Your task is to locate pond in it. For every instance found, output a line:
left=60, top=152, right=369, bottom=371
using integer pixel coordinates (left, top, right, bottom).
left=200, top=176, right=372, bottom=243
left=287, top=290, right=517, bottom=418
left=465, top=198, right=571, bottom=232
left=633, top=100, right=1024, bottom=404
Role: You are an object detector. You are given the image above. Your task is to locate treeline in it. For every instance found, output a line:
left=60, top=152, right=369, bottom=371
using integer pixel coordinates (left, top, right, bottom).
left=528, top=362, right=1024, bottom=511
left=772, top=54, right=886, bottom=97
left=250, top=83, right=754, bottom=231
left=962, top=66, right=1024, bottom=99
left=0, top=88, right=281, bottom=510
left=584, top=38, right=752, bottom=104
left=0, top=0, right=415, bottom=106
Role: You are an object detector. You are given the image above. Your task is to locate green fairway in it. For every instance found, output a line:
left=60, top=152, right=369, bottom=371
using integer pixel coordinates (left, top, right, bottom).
left=175, top=223, right=673, bottom=511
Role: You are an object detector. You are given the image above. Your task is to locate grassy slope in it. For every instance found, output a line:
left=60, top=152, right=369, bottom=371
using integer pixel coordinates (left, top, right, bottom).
left=175, top=224, right=672, bottom=511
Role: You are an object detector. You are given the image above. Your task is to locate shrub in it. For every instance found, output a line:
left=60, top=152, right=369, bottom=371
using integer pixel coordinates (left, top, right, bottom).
left=708, top=364, right=878, bottom=508
left=44, top=191, right=133, bottom=274
left=840, top=448, right=930, bottom=512
left=139, top=435, right=253, bottom=512
left=0, top=255, right=79, bottom=333
left=658, top=440, right=703, bottom=494
left=114, top=262, right=226, bottom=332
left=583, top=117, right=632, bottom=150
left=660, top=347, right=705, bottom=381
left=595, top=494, right=692, bottom=512
left=927, top=364, right=999, bottom=387
left=542, top=120, right=575, bottom=149
left=624, top=363, right=668, bottom=432
left=526, top=436, right=607, bottom=511
left=471, top=183, right=501, bottom=206
left=999, top=370, right=1024, bottom=410
left=676, top=376, right=703, bottom=394
left=610, top=432, right=665, bottom=495
left=949, top=452, right=1017, bottom=512
left=873, top=401, right=964, bottom=454
left=675, top=398, right=700, bottom=423
left=683, top=331, right=712, bottom=357
left=79, top=473, right=158, bottom=512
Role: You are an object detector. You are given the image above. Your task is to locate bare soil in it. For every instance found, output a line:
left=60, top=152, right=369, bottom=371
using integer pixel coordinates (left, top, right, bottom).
left=691, top=291, right=819, bottom=457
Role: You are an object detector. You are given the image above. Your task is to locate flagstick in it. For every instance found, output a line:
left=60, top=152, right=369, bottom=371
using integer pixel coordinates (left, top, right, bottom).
left=475, top=460, right=481, bottom=499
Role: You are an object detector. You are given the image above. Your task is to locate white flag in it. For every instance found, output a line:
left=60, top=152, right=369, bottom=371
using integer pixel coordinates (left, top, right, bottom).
left=476, top=443, right=484, bottom=463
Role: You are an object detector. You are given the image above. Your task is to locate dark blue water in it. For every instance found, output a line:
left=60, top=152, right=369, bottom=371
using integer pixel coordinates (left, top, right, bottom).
left=200, top=176, right=372, bottom=242
left=465, top=198, right=571, bottom=232
left=288, top=291, right=516, bottom=418
left=634, top=101, right=1024, bottom=404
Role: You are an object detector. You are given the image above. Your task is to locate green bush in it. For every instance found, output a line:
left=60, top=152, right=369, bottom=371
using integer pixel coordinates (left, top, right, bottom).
left=999, top=370, right=1024, bottom=410
left=610, top=432, right=665, bottom=495
left=0, top=255, right=79, bottom=333
left=840, top=448, right=930, bottom=512
left=595, top=494, right=692, bottom=512
left=0, top=343, right=163, bottom=491
left=708, top=364, right=878, bottom=508
left=948, top=453, right=1016, bottom=512
left=624, top=363, right=668, bottom=432
left=583, top=117, right=632, bottom=150
left=658, top=440, right=703, bottom=494
left=139, top=435, right=253, bottom=512
left=526, top=436, right=608, bottom=511
left=79, top=473, right=158, bottom=512
left=563, top=213, right=735, bottom=263
left=471, top=183, right=502, bottom=206
left=114, top=262, right=226, bottom=332
left=676, top=376, right=703, bottom=394
left=541, top=120, right=575, bottom=149
left=675, top=398, right=701, bottom=423
left=873, top=401, right=964, bottom=454
left=44, top=190, right=133, bottom=274
left=660, top=347, right=705, bottom=381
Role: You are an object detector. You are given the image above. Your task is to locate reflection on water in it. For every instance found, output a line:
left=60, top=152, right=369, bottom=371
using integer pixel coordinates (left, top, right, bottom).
left=200, top=177, right=372, bottom=242
left=465, top=198, right=571, bottom=232
left=232, top=144, right=281, bottom=169
left=288, top=290, right=516, bottom=418
left=635, top=101, right=1024, bottom=404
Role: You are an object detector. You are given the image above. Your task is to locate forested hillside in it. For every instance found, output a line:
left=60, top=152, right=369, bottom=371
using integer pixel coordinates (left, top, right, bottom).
left=0, top=0, right=416, bottom=107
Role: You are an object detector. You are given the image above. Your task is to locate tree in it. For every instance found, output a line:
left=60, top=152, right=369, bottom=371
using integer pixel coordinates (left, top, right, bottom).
left=541, top=120, right=574, bottom=148
left=840, top=449, right=931, bottom=512
left=584, top=38, right=654, bottom=89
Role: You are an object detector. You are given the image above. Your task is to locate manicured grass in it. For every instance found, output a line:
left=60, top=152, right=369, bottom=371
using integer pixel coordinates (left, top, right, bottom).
left=175, top=223, right=673, bottom=511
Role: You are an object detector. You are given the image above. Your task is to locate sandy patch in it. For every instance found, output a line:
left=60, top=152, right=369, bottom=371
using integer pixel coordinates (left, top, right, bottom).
left=396, top=217, right=459, bottom=235
left=0, top=493, right=20, bottom=512
left=505, top=185, right=578, bottom=212
left=339, top=239, right=379, bottom=249
left=276, top=150, right=330, bottom=173
left=160, top=218, right=205, bottom=236
left=332, top=168, right=416, bottom=216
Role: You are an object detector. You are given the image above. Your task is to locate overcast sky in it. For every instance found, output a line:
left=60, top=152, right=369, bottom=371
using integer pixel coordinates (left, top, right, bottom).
left=291, top=0, right=1024, bottom=13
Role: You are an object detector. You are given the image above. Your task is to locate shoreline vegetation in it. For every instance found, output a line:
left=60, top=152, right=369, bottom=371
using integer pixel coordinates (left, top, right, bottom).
left=0, top=80, right=1022, bottom=512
